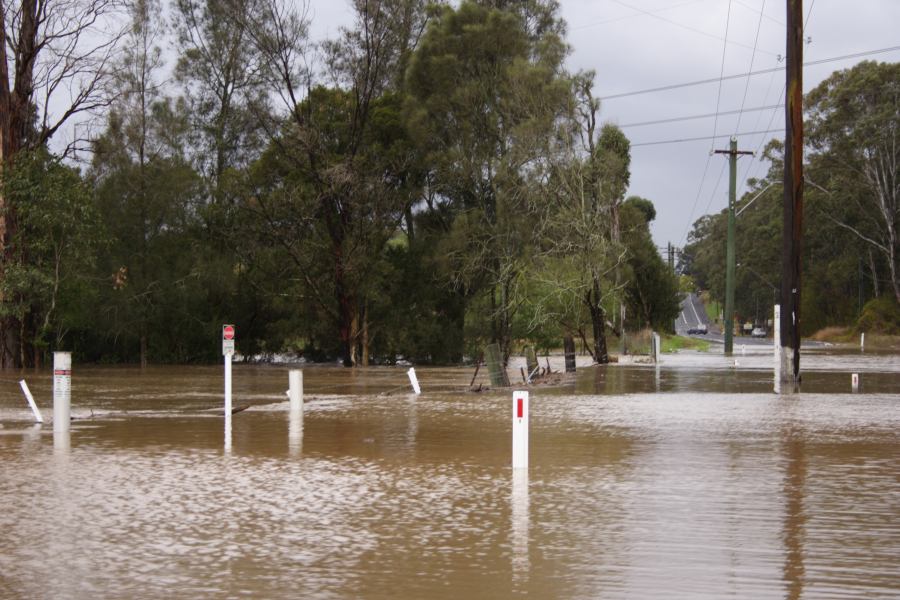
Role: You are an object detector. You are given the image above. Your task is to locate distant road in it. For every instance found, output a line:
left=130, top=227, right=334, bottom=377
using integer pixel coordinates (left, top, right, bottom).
left=675, top=292, right=824, bottom=348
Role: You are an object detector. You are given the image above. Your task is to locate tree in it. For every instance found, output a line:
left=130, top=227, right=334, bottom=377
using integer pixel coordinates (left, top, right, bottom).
left=0, top=0, right=125, bottom=366
left=173, top=0, right=268, bottom=200
left=621, top=196, right=680, bottom=331
left=235, top=0, right=429, bottom=366
left=405, top=0, right=570, bottom=361
left=805, top=61, right=900, bottom=304
left=0, top=150, right=101, bottom=366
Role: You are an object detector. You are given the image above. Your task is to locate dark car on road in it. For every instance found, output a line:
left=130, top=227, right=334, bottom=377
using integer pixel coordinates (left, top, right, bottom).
left=687, top=324, right=708, bottom=335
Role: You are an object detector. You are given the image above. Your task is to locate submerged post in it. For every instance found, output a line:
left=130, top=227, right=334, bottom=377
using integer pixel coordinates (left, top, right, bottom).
left=407, top=367, right=422, bottom=395
left=53, top=352, right=71, bottom=433
left=19, top=380, right=43, bottom=423
left=289, top=370, right=304, bottom=413
left=223, top=324, right=235, bottom=450
left=774, top=304, right=781, bottom=393
left=563, top=336, right=576, bottom=373
left=851, top=373, right=860, bottom=392
left=512, top=390, right=529, bottom=469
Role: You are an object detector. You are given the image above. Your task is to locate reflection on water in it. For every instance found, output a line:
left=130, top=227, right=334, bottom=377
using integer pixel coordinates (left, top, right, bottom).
left=0, top=355, right=898, bottom=599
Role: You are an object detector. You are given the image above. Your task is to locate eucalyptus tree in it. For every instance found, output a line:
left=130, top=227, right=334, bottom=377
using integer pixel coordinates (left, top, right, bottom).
left=524, top=73, right=631, bottom=363
left=173, top=0, right=269, bottom=202
left=0, top=0, right=126, bottom=366
left=405, top=0, right=571, bottom=361
left=806, top=60, right=900, bottom=305
left=89, top=0, right=206, bottom=364
left=234, top=0, right=430, bottom=366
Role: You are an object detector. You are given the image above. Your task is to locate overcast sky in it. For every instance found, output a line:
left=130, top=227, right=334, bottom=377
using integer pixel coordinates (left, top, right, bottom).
left=307, top=0, right=900, bottom=250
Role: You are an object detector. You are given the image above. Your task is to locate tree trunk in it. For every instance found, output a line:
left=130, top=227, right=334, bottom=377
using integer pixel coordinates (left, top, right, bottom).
left=588, top=277, right=609, bottom=364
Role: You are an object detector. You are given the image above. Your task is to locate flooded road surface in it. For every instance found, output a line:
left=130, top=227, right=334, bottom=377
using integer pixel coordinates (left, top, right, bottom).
left=0, top=352, right=898, bottom=599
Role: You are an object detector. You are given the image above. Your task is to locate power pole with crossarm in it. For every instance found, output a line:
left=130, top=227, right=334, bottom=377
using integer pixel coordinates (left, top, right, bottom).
left=715, top=137, right=754, bottom=355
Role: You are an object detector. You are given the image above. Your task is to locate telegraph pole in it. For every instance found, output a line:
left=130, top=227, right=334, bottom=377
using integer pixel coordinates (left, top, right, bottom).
left=782, top=0, right=804, bottom=385
left=715, top=137, right=753, bottom=355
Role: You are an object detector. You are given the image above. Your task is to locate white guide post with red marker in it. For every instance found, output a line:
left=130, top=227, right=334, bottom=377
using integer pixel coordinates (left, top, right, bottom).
left=223, top=324, right=235, bottom=450
left=53, top=352, right=71, bottom=433
left=512, top=390, right=529, bottom=470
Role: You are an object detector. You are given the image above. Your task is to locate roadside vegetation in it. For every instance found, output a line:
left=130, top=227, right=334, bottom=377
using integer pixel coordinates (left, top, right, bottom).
left=0, top=1, right=893, bottom=367
left=682, top=61, right=899, bottom=340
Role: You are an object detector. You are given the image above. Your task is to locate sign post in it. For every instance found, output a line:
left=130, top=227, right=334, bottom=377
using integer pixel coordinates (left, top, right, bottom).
left=53, top=352, right=71, bottom=433
left=223, top=325, right=235, bottom=450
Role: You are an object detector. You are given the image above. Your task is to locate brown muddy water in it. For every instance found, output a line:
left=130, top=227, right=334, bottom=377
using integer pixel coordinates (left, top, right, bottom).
left=0, top=350, right=898, bottom=599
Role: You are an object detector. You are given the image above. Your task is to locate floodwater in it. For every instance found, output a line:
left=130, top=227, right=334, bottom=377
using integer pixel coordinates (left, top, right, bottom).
left=0, top=349, right=898, bottom=599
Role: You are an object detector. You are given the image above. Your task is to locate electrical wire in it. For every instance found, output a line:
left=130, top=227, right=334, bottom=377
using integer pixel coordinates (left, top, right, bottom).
left=618, top=104, right=783, bottom=128
left=677, top=0, right=733, bottom=250
left=631, top=128, right=784, bottom=147
left=734, top=0, right=768, bottom=134
left=599, top=44, right=900, bottom=100
left=610, top=0, right=778, bottom=57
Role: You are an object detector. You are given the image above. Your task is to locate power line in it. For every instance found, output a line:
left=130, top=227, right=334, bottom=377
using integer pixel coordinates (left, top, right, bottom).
left=631, top=128, right=782, bottom=148
left=619, top=104, right=783, bottom=128
left=571, top=0, right=705, bottom=31
left=710, top=0, right=735, bottom=151
left=676, top=0, right=734, bottom=251
left=610, top=0, right=778, bottom=57
left=734, top=0, right=768, bottom=134
left=599, top=45, right=900, bottom=100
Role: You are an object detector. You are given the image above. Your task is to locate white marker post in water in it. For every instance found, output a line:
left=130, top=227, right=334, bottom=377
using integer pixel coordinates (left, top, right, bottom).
left=53, top=352, right=71, bottom=433
left=289, top=369, right=303, bottom=414
left=773, top=305, right=781, bottom=393
left=512, top=391, right=529, bottom=470
left=407, top=367, right=421, bottom=395
left=851, top=373, right=860, bottom=392
left=19, top=380, right=43, bottom=423
left=223, top=325, right=235, bottom=450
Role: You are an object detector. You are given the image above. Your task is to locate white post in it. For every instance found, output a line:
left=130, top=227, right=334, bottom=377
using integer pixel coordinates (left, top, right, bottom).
left=19, top=380, right=43, bottom=423
left=289, top=370, right=303, bottom=414
left=654, top=333, right=661, bottom=363
left=224, top=351, right=232, bottom=451
left=741, top=344, right=746, bottom=356
left=53, top=352, right=71, bottom=433
left=512, top=390, right=529, bottom=470
left=851, top=373, right=859, bottom=392
left=860, top=332, right=865, bottom=351
left=407, top=367, right=421, bottom=395
left=773, top=305, right=781, bottom=394
left=511, top=469, right=530, bottom=582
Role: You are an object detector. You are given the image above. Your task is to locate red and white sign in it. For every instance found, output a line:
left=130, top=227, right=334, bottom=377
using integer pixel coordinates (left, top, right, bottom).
left=222, top=324, right=235, bottom=355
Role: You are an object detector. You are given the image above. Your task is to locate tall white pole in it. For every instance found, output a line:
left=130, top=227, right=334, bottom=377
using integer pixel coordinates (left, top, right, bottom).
left=512, top=391, right=529, bottom=469
left=53, top=352, right=71, bottom=433
left=224, top=351, right=232, bottom=451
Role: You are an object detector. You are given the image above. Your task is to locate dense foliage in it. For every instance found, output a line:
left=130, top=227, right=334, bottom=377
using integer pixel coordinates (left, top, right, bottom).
left=0, top=0, right=695, bottom=365
left=683, top=61, right=899, bottom=334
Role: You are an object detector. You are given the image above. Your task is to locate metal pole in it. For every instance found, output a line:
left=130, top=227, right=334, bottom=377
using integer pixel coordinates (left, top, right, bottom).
left=224, top=351, right=232, bottom=450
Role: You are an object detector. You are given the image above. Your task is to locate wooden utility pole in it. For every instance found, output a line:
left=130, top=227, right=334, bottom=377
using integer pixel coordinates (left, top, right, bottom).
left=715, top=138, right=753, bottom=355
left=782, top=0, right=804, bottom=385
